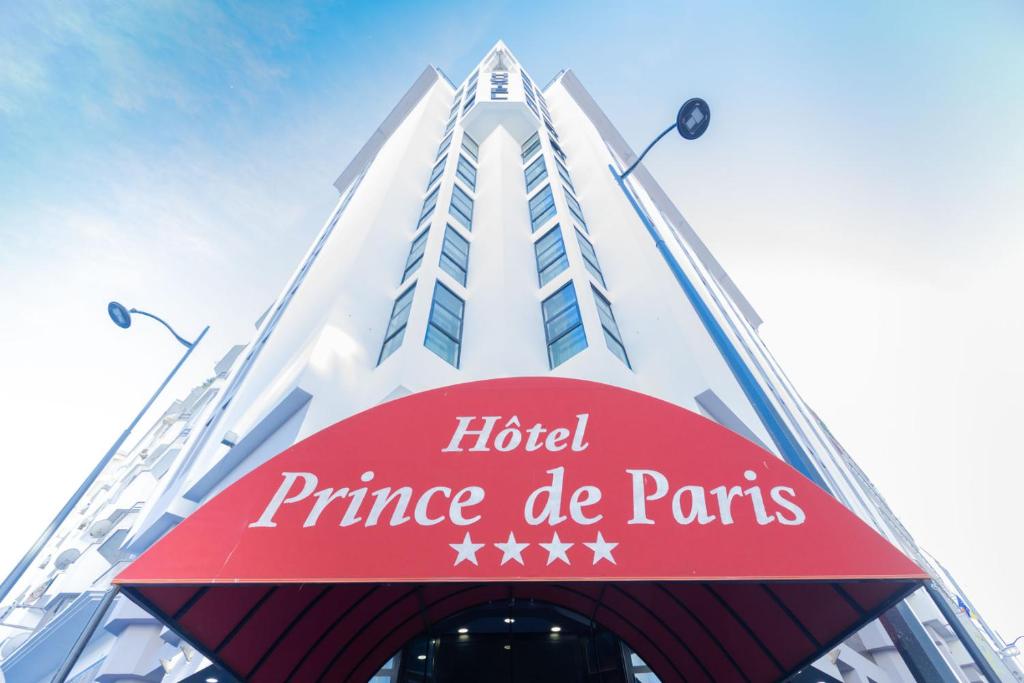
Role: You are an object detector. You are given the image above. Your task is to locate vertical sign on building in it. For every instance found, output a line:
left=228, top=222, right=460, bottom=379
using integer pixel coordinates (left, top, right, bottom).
left=490, top=71, right=509, bottom=101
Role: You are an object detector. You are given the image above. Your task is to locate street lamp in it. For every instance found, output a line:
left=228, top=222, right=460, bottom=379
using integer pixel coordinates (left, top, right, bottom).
left=618, top=97, right=711, bottom=180
left=0, top=303, right=208, bottom=607
left=1001, top=635, right=1024, bottom=657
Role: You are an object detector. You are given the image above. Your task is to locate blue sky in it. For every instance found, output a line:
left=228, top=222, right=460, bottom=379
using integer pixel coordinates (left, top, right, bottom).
left=1, top=0, right=1023, bottom=643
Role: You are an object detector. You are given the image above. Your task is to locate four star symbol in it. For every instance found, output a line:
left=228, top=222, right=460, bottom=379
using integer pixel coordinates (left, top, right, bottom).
left=539, top=531, right=573, bottom=565
left=583, top=531, right=618, bottom=565
left=451, top=530, right=617, bottom=566
left=494, top=532, right=530, bottom=565
left=449, top=532, right=485, bottom=566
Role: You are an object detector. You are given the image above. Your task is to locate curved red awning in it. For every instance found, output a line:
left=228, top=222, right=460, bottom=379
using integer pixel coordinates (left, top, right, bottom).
left=116, top=378, right=925, bottom=682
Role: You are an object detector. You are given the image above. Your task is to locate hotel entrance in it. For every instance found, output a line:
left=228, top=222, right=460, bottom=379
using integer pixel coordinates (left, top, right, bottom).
left=395, top=601, right=634, bottom=683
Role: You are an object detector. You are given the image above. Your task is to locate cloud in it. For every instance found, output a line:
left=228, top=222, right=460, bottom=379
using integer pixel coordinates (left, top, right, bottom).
left=0, top=0, right=307, bottom=119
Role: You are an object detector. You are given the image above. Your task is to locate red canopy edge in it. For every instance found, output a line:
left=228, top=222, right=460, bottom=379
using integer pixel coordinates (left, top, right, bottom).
left=121, top=578, right=921, bottom=683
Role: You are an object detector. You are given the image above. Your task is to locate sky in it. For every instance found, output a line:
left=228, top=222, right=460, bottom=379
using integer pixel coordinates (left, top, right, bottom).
left=1, top=0, right=1023, bottom=647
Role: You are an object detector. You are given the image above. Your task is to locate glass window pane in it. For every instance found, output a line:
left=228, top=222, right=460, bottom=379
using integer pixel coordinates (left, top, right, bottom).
left=434, top=283, right=464, bottom=316
left=603, top=328, right=630, bottom=367
left=549, top=325, right=587, bottom=367
left=456, top=155, right=477, bottom=190
left=425, top=326, right=459, bottom=365
left=524, top=156, right=548, bottom=193
left=521, top=132, right=541, bottom=162
left=440, top=254, right=467, bottom=285
left=427, top=158, right=446, bottom=189
left=462, top=133, right=479, bottom=161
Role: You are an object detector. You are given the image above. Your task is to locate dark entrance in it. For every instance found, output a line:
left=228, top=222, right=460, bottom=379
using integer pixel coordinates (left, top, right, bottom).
left=394, top=601, right=637, bottom=683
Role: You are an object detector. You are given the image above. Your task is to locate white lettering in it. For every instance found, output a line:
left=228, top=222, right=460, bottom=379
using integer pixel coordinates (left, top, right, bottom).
left=250, top=472, right=318, bottom=528
left=627, top=469, right=668, bottom=524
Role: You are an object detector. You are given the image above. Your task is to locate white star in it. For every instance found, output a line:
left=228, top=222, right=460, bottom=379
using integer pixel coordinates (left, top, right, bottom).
left=539, top=532, right=573, bottom=565
left=584, top=532, right=618, bottom=565
left=450, top=532, right=485, bottom=566
left=494, top=532, right=530, bottom=565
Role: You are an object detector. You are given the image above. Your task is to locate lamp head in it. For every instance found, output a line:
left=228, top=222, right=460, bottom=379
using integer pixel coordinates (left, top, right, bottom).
left=676, top=98, right=711, bottom=140
left=107, top=301, right=132, bottom=329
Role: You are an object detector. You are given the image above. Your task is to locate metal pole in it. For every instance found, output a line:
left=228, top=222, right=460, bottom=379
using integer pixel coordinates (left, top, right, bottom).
left=0, top=326, right=209, bottom=605
left=618, top=123, right=676, bottom=180
left=51, top=586, right=120, bottom=683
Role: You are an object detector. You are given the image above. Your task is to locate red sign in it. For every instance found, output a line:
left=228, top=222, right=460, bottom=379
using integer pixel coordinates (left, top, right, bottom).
left=116, top=377, right=923, bottom=586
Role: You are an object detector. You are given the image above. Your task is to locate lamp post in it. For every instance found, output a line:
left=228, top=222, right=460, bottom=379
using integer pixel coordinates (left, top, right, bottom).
left=1001, top=635, right=1024, bottom=657
left=617, top=97, right=711, bottom=180
left=0, top=303, right=208, bottom=606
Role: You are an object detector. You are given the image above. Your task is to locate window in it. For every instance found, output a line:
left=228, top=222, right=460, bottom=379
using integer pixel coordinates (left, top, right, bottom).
left=545, top=119, right=559, bottom=140
left=534, top=225, right=568, bottom=287
left=440, top=225, right=470, bottom=285
left=402, top=229, right=429, bottom=282
left=564, top=190, right=586, bottom=228
left=525, top=98, right=539, bottom=117
left=575, top=230, right=605, bottom=287
left=542, top=282, right=587, bottom=368
left=419, top=186, right=440, bottom=227
left=528, top=185, right=556, bottom=232
left=444, top=114, right=457, bottom=135
left=549, top=136, right=567, bottom=162
left=593, top=287, right=630, bottom=368
left=463, top=89, right=476, bottom=112
left=427, top=157, right=446, bottom=190
left=378, top=285, right=416, bottom=364
left=461, top=133, right=479, bottom=161
left=449, top=91, right=462, bottom=115
left=436, top=132, right=453, bottom=160
left=425, top=282, right=464, bottom=367
left=555, top=157, right=574, bottom=193
left=521, top=132, right=541, bottom=162
left=524, top=155, right=548, bottom=193
left=449, top=183, right=474, bottom=230
left=456, top=155, right=477, bottom=190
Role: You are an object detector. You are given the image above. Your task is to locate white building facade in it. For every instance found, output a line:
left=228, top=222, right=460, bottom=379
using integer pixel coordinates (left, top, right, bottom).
left=0, top=42, right=1019, bottom=683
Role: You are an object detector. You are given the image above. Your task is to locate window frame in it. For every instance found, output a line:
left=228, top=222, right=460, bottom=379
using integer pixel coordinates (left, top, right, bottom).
left=524, top=155, right=548, bottom=193
left=534, top=225, right=569, bottom=287
left=528, top=184, right=557, bottom=232
left=456, top=154, right=477, bottom=190
left=574, top=229, right=605, bottom=288
left=402, top=228, right=430, bottom=283
left=424, top=281, right=465, bottom=367
left=542, top=281, right=587, bottom=368
left=377, top=284, right=416, bottom=365
left=592, top=286, right=631, bottom=369
left=449, top=183, right=474, bottom=230
left=440, top=224, right=470, bottom=286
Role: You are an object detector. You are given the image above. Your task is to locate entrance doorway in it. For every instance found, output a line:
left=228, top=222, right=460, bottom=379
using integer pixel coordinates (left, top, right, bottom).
left=391, top=601, right=642, bottom=683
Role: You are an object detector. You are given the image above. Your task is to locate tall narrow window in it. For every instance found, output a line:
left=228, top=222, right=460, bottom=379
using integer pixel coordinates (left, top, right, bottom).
left=554, top=157, right=574, bottom=193
left=575, top=230, right=606, bottom=287
left=449, top=184, right=474, bottom=230
left=463, top=89, right=476, bottom=112
left=419, top=186, right=440, bottom=227
left=402, top=229, right=429, bottom=283
left=593, top=287, right=630, bottom=368
left=564, top=190, right=586, bottom=228
left=534, top=225, right=568, bottom=287
left=427, top=157, right=446, bottom=190
left=456, top=155, right=477, bottom=190
left=521, top=132, right=541, bottom=162
left=444, top=114, right=457, bottom=135
left=528, top=185, right=556, bottom=232
left=449, top=90, right=463, bottom=115
left=378, top=285, right=416, bottom=364
left=425, top=282, right=464, bottom=367
left=440, top=225, right=470, bottom=286
left=524, top=155, right=548, bottom=193
left=461, top=133, right=479, bottom=162
left=549, top=136, right=567, bottom=162
left=542, top=282, right=587, bottom=368
left=436, top=132, right=453, bottom=160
